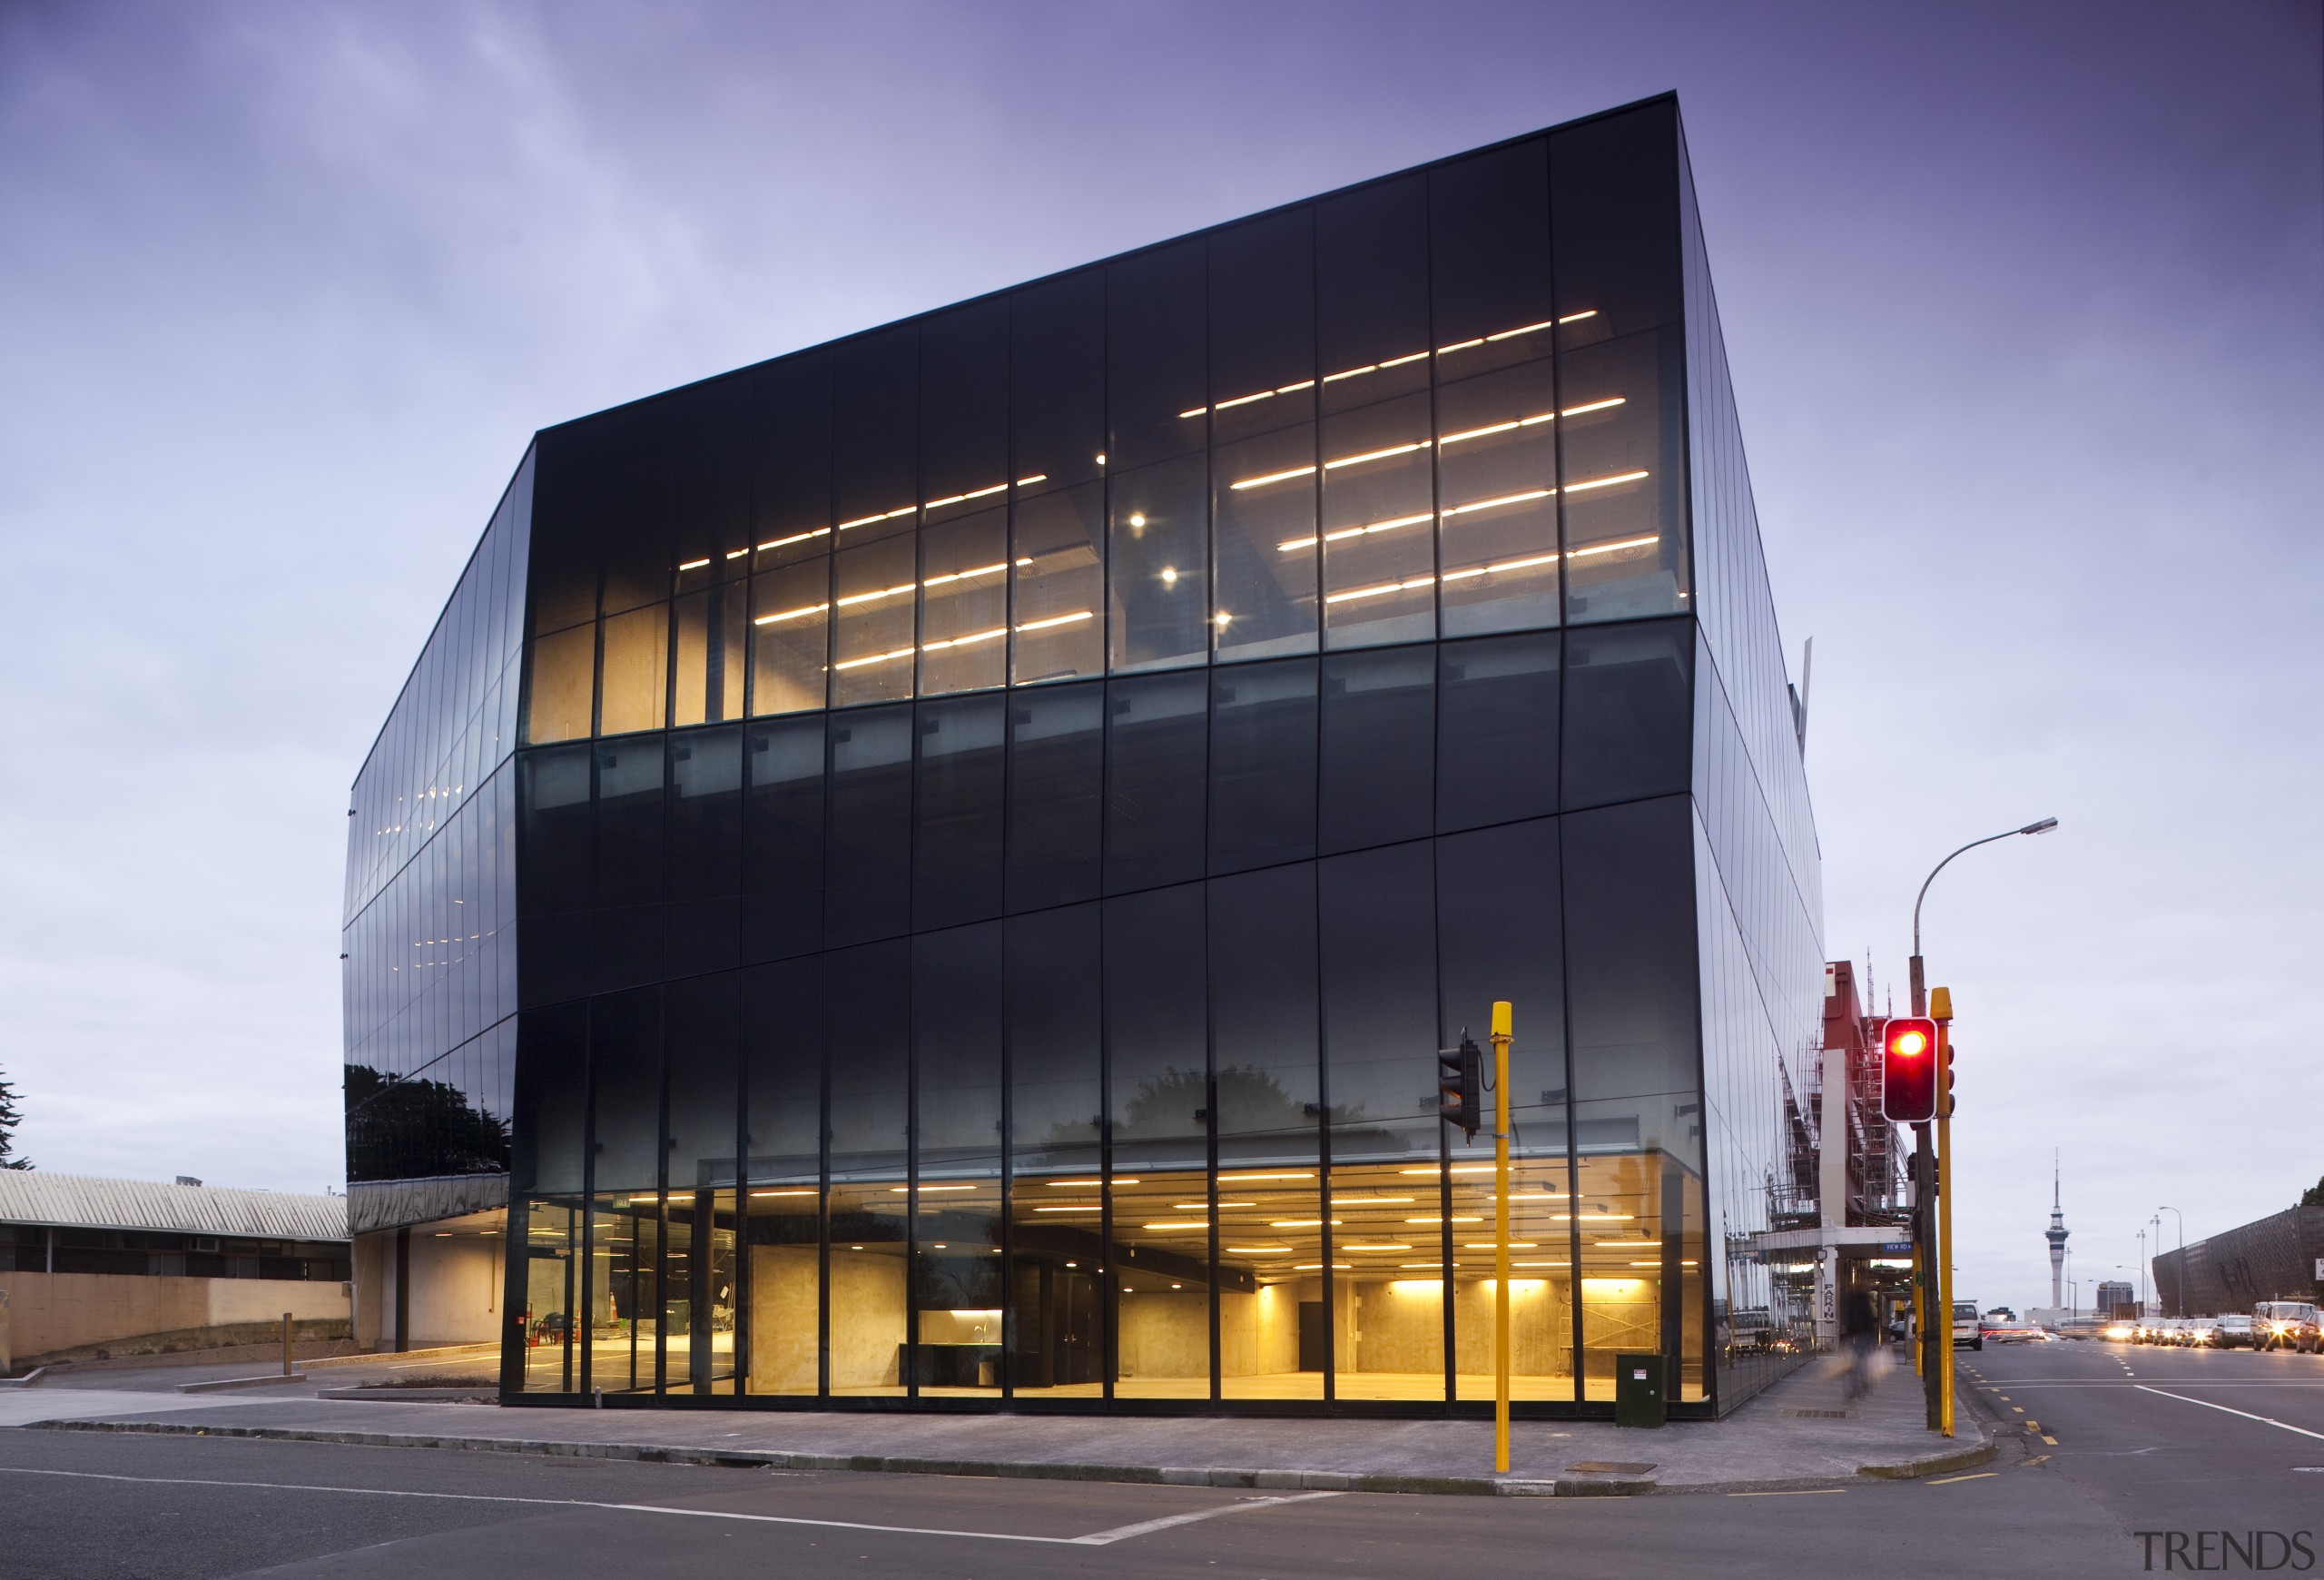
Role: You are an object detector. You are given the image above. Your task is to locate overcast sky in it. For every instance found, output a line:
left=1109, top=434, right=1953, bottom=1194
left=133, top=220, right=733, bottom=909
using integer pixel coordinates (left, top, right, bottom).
left=1, top=0, right=2317, bottom=1315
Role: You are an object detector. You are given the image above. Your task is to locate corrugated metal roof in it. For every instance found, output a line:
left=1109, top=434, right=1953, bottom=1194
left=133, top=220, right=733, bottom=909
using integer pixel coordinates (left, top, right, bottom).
left=0, top=1171, right=346, bottom=1242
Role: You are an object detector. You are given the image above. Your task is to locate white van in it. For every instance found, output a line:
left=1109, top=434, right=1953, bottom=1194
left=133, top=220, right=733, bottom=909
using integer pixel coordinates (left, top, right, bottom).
left=1953, top=1299, right=1982, bottom=1350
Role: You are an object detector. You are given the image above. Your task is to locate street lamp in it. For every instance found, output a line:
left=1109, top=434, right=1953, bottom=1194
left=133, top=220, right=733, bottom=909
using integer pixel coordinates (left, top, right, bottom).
left=1909, top=817, right=2059, bottom=1014
left=2158, top=1206, right=2185, bottom=1317
left=2140, top=1224, right=2152, bottom=1315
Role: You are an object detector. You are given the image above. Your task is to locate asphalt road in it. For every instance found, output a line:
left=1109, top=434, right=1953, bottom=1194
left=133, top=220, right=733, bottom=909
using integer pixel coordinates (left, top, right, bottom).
left=0, top=1342, right=2314, bottom=1579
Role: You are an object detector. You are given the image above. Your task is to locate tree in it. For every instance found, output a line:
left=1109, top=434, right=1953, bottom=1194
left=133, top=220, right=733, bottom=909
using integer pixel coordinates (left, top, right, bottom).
left=2301, top=1175, right=2324, bottom=1209
left=0, top=1066, right=30, bottom=1170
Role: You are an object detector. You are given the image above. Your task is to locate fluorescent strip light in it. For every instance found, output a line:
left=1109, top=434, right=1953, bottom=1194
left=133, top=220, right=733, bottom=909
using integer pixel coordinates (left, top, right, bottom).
left=1485, top=320, right=1553, bottom=342
left=1294, top=1264, right=1352, bottom=1271
left=1556, top=310, right=1597, bottom=324
left=1270, top=1220, right=1339, bottom=1228
left=1179, top=406, right=1209, bottom=420
left=1322, top=365, right=1375, bottom=382
left=921, top=627, right=1008, bottom=652
left=1561, top=396, right=1626, bottom=417
left=1442, top=489, right=1552, bottom=518
left=1015, top=610, right=1093, bottom=633
left=889, top=1184, right=976, bottom=1192
left=1226, top=1245, right=1293, bottom=1254
left=753, top=602, right=830, bottom=626
left=1324, top=441, right=1424, bottom=471
left=963, top=482, right=1008, bottom=499
left=1043, top=1179, right=1107, bottom=1187
left=1379, top=351, right=1428, bottom=368
left=1435, top=337, right=1483, bottom=356
left=1216, top=390, right=1275, bottom=410
left=1229, top=465, right=1316, bottom=491
left=724, top=548, right=747, bottom=559
left=1034, top=1205, right=1102, bottom=1213
left=1217, top=1171, right=1314, bottom=1180
left=1141, top=1221, right=1208, bottom=1231
left=1275, top=380, right=1315, bottom=393
left=1465, top=1242, right=1539, bottom=1249
left=756, top=528, right=831, bottom=551
left=1566, top=534, right=1659, bottom=560
left=1438, top=420, right=1521, bottom=448
left=1015, top=474, right=1048, bottom=487
left=1408, top=1216, right=1483, bottom=1224
left=677, top=558, right=712, bottom=571
left=1561, top=469, right=1650, bottom=495
left=1343, top=1243, right=1413, bottom=1251
left=750, top=1189, right=815, bottom=1198
left=832, top=647, right=914, bottom=671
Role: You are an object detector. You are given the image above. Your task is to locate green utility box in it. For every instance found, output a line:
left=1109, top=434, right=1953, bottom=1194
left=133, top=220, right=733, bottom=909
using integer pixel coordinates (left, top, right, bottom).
left=1613, top=1352, right=1667, bottom=1428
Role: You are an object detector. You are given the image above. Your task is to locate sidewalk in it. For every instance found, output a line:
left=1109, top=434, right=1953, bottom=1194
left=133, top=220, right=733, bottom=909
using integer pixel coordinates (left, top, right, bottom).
left=12, top=1348, right=1992, bottom=1497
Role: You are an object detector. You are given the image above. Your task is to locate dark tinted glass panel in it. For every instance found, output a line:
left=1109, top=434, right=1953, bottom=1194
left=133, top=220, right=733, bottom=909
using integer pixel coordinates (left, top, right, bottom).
left=1006, top=681, right=1103, bottom=912
left=665, top=973, right=739, bottom=1190
left=743, top=716, right=823, bottom=963
left=1551, top=100, right=1681, bottom=343
left=832, top=533, right=917, bottom=707
left=595, top=736, right=665, bottom=909
left=1434, top=818, right=1566, bottom=1134
left=826, top=941, right=910, bottom=1172
left=1207, top=863, right=1319, bottom=1163
left=1319, top=646, right=1433, bottom=854
left=518, top=746, right=595, bottom=913
left=1108, top=454, right=1209, bottom=673
left=833, top=325, right=919, bottom=530
left=743, top=956, right=823, bottom=1179
left=750, top=351, right=835, bottom=563
left=513, top=1000, right=589, bottom=1195
left=825, top=705, right=913, bottom=944
left=1010, top=270, right=1106, bottom=495
left=598, top=405, right=675, bottom=617
left=1437, top=632, right=1559, bottom=832
left=1317, top=392, right=1434, bottom=647
left=1318, top=842, right=1436, bottom=1160
left=919, top=300, right=1009, bottom=503
left=1558, top=329, right=1687, bottom=624
left=589, top=986, right=664, bottom=1192
left=1105, top=670, right=1207, bottom=894
left=913, top=694, right=1005, bottom=930
left=1006, top=904, right=1101, bottom=1169
left=918, top=507, right=1008, bottom=696
left=672, top=385, right=753, bottom=578
left=1315, top=173, right=1430, bottom=412
left=1430, top=137, right=1552, bottom=377
left=1563, top=795, right=1696, bottom=1103
left=667, top=726, right=743, bottom=974
left=1208, top=657, right=1317, bottom=875
left=1206, top=208, right=1315, bottom=443
left=913, top=923, right=1004, bottom=1170
left=1104, top=884, right=1207, bottom=1169
left=528, top=427, right=602, bottom=636
left=1107, top=238, right=1206, bottom=470
left=1563, top=617, right=1690, bottom=809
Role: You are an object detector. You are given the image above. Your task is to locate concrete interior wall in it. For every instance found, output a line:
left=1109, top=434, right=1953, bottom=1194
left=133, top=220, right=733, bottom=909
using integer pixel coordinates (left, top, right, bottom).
left=350, top=1212, right=504, bottom=1350
left=1117, top=1290, right=1206, bottom=1380
left=747, top=1245, right=818, bottom=1393
left=0, top=1271, right=350, bottom=1361
left=827, top=1250, right=904, bottom=1389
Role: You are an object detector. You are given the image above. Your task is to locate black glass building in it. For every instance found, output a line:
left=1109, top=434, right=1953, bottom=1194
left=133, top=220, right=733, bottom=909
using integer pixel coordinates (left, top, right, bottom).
left=343, top=94, right=1823, bottom=1417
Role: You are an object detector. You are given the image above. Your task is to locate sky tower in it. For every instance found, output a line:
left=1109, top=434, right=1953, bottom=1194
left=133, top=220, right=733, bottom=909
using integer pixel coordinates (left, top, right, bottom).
left=2046, top=1153, right=2071, bottom=1309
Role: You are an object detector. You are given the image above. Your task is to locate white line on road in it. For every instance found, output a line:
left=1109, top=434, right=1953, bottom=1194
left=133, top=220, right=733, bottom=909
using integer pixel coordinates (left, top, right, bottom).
left=0, top=1466, right=1338, bottom=1545
left=2133, top=1387, right=2324, bottom=1442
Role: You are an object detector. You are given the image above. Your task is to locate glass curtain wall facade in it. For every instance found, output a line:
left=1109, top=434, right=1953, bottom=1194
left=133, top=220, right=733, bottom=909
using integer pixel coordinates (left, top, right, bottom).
left=347, top=94, right=1819, bottom=1417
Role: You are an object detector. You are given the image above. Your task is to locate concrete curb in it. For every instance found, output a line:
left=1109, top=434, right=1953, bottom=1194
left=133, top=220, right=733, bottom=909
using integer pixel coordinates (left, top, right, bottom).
left=1856, top=1437, right=1997, bottom=1479
left=0, top=1368, right=47, bottom=1389
left=178, top=1374, right=312, bottom=1394
left=316, top=1387, right=499, bottom=1403
left=301, top=1345, right=498, bottom=1372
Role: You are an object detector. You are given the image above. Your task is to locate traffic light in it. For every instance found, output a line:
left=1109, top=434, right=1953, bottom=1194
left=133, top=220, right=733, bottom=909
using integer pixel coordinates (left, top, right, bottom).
left=1438, top=1035, right=1482, bottom=1140
left=1942, top=1038, right=1957, bottom=1119
left=1881, top=1016, right=1939, bottom=1122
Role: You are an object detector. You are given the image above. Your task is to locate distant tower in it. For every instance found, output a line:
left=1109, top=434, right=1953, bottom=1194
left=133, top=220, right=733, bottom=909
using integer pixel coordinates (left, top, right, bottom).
left=2046, top=1153, right=2071, bottom=1309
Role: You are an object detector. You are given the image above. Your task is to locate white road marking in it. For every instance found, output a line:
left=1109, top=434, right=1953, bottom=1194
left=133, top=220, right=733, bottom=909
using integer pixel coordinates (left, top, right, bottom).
left=0, top=1466, right=1339, bottom=1545
left=2133, top=1387, right=2324, bottom=1442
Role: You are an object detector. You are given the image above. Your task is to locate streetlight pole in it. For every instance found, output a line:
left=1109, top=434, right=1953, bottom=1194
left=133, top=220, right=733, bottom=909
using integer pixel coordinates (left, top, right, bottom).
left=2139, top=1226, right=2152, bottom=1316
left=2157, top=1207, right=2185, bottom=1318
left=1905, top=816, right=2057, bottom=1434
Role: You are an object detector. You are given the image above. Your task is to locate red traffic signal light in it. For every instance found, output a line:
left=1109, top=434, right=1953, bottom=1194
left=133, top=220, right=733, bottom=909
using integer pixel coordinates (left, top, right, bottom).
left=1882, top=1016, right=1939, bottom=1122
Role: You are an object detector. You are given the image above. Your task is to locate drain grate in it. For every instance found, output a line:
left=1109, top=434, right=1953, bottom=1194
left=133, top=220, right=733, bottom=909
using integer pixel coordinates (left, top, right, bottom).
left=1782, top=1408, right=1854, bottom=1418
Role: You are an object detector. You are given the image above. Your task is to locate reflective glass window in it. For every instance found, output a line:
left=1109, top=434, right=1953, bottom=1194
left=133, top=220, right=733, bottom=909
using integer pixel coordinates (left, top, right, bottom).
left=1108, top=455, right=1208, bottom=674
left=1212, top=423, right=1317, bottom=660
left=1436, top=363, right=1560, bottom=637
left=1107, top=237, right=1206, bottom=471
left=749, top=558, right=832, bottom=716
left=1206, top=208, right=1315, bottom=445
left=1208, top=658, right=1317, bottom=876
left=1005, top=904, right=1103, bottom=1398
left=1318, top=394, right=1435, bottom=647
left=1010, top=482, right=1104, bottom=686
left=524, top=625, right=596, bottom=745
left=1104, top=883, right=1210, bottom=1400
left=743, top=955, right=823, bottom=1396
left=528, top=426, right=602, bottom=637
left=672, top=584, right=747, bottom=726
left=747, top=351, right=833, bottom=568
left=1005, top=681, right=1103, bottom=912
left=1437, top=632, right=1559, bottom=833
left=832, top=534, right=918, bottom=707
left=1104, top=669, right=1207, bottom=895
left=823, top=706, right=912, bottom=945
left=664, top=973, right=739, bottom=1393
left=911, top=923, right=1004, bottom=1396
left=1315, top=173, right=1430, bottom=415
left=593, top=736, right=665, bottom=993
left=1559, top=331, right=1687, bottom=623
left=825, top=940, right=911, bottom=1396
left=918, top=507, right=1009, bottom=696
left=1563, top=617, right=1691, bottom=810
left=1551, top=100, right=1682, bottom=345
left=598, top=408, right=674, bottom=617
left=1319, top=647, right=1433, bottom=854
left=672, top=385, right=753, bottom=591
left=1208, top=864, right=1322, bottom=1401
left=742, top=716, right=823, bottom=963
left=598, top=604, right=669, bottom=735
left=913, top=694, right=1005, bottom=931
left=1010, top=269, right=1106, bottom=496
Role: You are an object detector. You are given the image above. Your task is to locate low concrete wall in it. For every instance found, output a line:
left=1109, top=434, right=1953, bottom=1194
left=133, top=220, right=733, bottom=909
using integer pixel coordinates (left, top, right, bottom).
left=352, top=1221, right=503, bottom=1351
left=0, top=1271, right=351, bottom=1364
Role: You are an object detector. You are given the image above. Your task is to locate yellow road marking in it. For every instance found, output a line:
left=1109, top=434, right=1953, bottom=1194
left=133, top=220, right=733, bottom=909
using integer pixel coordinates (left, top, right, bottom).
left=2021, top=1455, right=2050, bottom=1467
left=1927, top=1472, right=1999, bottom=1486
left=2041, top=1436, right=2058, bottom=1445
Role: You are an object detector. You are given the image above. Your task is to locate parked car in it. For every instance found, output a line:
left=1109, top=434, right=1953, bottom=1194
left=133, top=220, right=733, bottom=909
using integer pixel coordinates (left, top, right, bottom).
left=2212, top=1313, right=2256, bottom=1349
left=1954, top=1299, right=1983, bottom=1350
left=2253, top=1302, right=2321, bottom=1354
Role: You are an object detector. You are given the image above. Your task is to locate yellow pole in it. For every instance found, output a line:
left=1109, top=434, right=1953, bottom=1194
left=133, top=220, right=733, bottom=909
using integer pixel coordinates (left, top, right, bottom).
left=1492, top=1001, right=1512, bottom=1476
left=1912, top=1272, right=1924, bottom=1377
left=1934, top=999, right=1956, bottom=1438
